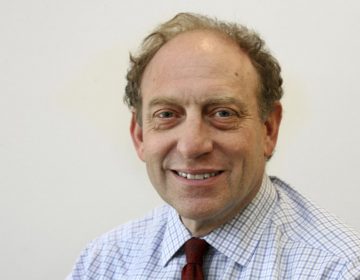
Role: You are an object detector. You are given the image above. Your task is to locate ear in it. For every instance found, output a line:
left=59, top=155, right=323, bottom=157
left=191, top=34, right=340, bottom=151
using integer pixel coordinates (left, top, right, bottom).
left=130, top=111, right=145, bottom=161
left=263, top=102, right=282, bottom=158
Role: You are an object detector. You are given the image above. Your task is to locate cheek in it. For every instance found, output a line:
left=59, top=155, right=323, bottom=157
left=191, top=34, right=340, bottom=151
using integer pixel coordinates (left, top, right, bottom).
left=221, top=130, right=265, bottom=167
left=142, top=133, right=174, bottom=163
left=222, top=130, right=255, bottom=153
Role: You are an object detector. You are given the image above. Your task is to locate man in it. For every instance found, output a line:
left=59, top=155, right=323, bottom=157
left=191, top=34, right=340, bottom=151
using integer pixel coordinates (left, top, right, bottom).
left=68, top=13, right=360, bottom=279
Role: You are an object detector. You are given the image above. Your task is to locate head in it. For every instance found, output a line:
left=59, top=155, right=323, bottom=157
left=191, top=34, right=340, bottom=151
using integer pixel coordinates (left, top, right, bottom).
left=124, top=12, right=283, bottom=124
left=127, top=13, right=283, bottom=236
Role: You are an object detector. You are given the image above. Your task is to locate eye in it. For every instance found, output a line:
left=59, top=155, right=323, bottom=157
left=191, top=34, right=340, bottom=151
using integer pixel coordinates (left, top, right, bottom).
left=208, top=107, right=241, bottom=130
left=157, top=111, right=174, bottom=119
left=214, top=110, right=235, bottom=118
left=151, top=109, right=181, bottom=130
left=212, top=108, right=238, bottom=118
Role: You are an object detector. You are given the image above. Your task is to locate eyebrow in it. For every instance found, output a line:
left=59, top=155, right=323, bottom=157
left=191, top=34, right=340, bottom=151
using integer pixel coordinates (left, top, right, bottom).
left=148, top=97, right=180, bottom=108
left=203, top=96, right=248, bottom=109
left=147, top=96, right=248, bottom=109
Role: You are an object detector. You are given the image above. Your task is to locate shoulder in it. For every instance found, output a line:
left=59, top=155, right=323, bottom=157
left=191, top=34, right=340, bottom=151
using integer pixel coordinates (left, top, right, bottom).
left=270, top=176, right=360, bottom=262
left=68, top=205, right=170, bottom=279
left=104, top=204, right=170, bottom=244
left=93, top=204, right=170, bottom=252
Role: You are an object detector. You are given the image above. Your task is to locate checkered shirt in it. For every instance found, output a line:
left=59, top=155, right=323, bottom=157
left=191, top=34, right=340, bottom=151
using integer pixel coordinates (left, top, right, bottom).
left=67, top=175, right=360, bottom=279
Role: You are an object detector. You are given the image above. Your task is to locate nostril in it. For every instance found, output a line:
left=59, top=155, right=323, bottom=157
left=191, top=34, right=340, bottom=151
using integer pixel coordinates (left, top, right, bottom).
left=176, top=136, right=213, bottom=159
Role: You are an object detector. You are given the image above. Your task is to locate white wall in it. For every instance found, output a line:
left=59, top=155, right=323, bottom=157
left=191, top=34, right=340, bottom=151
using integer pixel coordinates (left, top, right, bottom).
left=1, top=0, right=359, bottom=279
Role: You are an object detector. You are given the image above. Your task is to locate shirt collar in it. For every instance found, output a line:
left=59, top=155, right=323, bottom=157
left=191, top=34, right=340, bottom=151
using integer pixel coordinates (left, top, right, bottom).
left=160, top=206, right=192, bottom=266
left=160, top=174, right=277, bottom=267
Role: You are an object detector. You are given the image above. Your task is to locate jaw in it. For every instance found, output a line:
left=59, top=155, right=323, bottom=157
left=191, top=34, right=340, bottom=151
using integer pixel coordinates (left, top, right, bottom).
left=178, top=179, right=262, bottom=237
left=167, top=167, right=264, bottom=237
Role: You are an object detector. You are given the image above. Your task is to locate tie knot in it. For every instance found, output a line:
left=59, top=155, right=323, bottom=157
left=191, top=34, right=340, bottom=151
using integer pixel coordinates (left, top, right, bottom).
left=184, top=238, right=209, bottom=265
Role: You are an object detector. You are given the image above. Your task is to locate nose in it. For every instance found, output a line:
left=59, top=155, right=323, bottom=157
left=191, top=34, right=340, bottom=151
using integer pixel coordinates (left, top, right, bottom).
left=176, top=116, right=213, bottom=159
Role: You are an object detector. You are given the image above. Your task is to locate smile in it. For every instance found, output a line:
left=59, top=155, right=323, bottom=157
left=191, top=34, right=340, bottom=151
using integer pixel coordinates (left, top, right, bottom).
left=175, top=171, right=222, bottom=180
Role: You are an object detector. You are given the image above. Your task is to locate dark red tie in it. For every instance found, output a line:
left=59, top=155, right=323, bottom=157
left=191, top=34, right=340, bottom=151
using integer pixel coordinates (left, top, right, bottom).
left=181, top=238, right=209, bottom=280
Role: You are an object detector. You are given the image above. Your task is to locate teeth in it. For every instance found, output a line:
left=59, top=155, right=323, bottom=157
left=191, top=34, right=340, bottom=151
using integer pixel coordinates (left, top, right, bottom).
left=177, top=171, right=219, bottom=180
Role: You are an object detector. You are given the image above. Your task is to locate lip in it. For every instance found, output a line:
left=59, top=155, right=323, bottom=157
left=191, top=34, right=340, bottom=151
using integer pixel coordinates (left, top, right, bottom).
left=174, top=168, right=222, bottom=173
left=170, top=169, right=224, bottom=186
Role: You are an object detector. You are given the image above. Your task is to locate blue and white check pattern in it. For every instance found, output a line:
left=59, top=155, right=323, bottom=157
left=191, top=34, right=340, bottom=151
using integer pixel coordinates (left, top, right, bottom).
left=67, top=175, right=360, bottom=279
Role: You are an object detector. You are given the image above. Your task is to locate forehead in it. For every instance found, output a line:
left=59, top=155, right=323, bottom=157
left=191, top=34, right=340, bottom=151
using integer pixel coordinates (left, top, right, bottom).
left=140, top=30, right=259, bottom=104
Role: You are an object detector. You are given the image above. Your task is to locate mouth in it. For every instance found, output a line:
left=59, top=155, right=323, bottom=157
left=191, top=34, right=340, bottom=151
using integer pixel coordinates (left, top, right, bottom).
left=173, top=170, right=223, bottom=180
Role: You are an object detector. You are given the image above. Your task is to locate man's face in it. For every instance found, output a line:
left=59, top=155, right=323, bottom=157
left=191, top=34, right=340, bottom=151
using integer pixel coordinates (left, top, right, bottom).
left=131, top=30, right=281, bottom=235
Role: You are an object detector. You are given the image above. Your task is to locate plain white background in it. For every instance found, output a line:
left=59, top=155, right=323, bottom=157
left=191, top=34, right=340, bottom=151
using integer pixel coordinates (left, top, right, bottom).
left=1, top=0, right=359, bottom=279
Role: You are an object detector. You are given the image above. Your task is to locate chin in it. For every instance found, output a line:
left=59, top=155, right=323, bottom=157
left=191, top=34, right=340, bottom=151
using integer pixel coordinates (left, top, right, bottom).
left=177, top=203, right=222, bottom=222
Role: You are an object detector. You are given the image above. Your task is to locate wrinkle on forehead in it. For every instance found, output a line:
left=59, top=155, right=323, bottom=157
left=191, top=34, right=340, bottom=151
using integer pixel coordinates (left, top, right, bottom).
left=140, top=29, right=260, bottom=108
